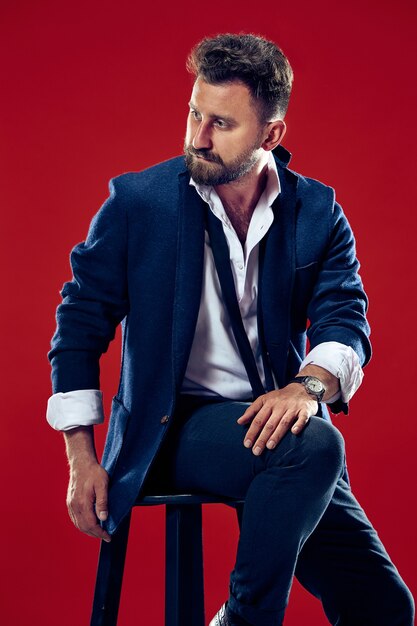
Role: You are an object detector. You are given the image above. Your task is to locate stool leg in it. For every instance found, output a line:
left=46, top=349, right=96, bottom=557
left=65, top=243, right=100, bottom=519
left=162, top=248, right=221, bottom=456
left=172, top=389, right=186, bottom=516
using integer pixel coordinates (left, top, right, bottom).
left=165, top=503, right=205, bottom=626
left=90, top=511, right=131, bottom=626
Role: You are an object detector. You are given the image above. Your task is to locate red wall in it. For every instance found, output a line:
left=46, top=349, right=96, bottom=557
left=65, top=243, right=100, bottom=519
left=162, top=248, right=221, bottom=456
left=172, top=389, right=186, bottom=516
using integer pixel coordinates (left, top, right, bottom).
left=1, top=0, right=416, bottom=624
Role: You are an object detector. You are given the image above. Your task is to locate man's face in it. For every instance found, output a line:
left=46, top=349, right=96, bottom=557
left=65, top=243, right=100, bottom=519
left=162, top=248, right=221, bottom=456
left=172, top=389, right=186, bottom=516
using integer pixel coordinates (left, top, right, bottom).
left=184, top=77, right=266, bottom=186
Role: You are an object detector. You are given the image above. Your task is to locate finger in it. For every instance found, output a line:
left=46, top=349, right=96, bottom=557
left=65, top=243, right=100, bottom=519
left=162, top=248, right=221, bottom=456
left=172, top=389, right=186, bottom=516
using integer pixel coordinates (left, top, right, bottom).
left=264, top=410, right=310, bottom=452
left=291, top=410, right=311, bottom=435
left=72, top=502, right=112, bottom=542
left=94, top=479, right=109, bottom=523
left=253, top=410, right=295, bottom=454
left=243, top=403, right=276, bottom=449
left=251, top=417, right=280, bottom=455
left=84, top=523, right=112, bottom=543
left=67, top=503, right=78, bottom=528
left=237, top=395, right=265, bottom=424
left=77, top=519, right=111, bottom=542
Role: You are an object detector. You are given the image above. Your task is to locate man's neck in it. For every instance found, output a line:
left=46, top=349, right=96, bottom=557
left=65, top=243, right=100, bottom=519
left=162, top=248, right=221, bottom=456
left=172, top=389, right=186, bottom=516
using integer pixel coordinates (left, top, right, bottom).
left=214, top=153, right=269, bottom=245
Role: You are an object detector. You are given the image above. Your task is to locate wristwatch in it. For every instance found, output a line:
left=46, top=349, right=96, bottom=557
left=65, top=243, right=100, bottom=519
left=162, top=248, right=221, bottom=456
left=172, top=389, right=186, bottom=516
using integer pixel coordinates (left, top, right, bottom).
left=288, top=376, right=326, bottom=402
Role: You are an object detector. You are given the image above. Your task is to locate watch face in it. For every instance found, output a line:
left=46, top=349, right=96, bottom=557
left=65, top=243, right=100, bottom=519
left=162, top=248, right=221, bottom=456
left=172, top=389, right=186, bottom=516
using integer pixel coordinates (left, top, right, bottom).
left=306, top=377, right=324, bottom=393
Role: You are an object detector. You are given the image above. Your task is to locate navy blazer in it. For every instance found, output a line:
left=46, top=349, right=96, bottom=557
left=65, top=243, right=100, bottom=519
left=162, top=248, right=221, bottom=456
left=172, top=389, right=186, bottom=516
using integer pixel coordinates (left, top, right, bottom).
left=49, top=146, right=371, bottom=534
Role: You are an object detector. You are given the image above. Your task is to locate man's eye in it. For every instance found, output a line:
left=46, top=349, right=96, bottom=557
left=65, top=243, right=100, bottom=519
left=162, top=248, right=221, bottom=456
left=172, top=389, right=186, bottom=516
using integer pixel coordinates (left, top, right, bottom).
left=191, top=110, right=201, bottom=120
left=214, top=120, right=227, bottom=128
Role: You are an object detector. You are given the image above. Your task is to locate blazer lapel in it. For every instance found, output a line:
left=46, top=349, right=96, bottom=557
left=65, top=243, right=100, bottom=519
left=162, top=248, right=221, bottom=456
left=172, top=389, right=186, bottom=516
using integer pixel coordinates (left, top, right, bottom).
left=171, top=172, right=206, bottom=388
left=260, top=162, right=298, bottom=388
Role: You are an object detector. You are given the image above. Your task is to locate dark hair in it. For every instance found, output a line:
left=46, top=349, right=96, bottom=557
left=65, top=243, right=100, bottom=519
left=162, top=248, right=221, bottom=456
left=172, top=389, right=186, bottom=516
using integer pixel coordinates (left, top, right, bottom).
left=187, top=33, right=294, bottom=122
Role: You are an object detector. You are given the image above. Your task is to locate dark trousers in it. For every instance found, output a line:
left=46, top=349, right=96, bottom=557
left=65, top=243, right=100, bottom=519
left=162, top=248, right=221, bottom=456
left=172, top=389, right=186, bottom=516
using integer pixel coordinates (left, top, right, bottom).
left=146, top=397, right=414, bottom=625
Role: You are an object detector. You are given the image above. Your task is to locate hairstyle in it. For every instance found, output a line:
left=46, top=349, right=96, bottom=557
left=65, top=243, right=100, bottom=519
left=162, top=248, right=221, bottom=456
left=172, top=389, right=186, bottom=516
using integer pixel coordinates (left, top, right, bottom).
left=186, top=33, right=294, bottom=122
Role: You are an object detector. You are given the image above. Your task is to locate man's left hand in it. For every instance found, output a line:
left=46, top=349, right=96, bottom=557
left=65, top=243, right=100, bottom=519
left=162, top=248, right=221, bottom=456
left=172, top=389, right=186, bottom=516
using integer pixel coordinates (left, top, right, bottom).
left=237, top=385, right=318, bottom=455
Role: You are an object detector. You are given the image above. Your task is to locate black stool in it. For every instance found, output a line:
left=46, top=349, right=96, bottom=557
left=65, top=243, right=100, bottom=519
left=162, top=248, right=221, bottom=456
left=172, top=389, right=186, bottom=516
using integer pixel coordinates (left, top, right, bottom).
left=90, top=494, right=244, bottom=626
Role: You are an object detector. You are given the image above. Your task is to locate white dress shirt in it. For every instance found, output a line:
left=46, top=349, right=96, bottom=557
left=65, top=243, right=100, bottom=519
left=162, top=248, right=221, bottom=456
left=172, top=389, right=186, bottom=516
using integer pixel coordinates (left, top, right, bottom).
left=47, top=153, right=363, bottom=430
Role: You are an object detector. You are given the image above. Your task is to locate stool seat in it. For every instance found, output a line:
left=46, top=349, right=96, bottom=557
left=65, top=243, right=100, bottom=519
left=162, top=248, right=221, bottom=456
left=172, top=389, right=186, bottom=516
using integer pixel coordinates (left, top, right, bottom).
left=90, top=493, right=244, bottom=626
left=138, top=492, right=244, bottom=505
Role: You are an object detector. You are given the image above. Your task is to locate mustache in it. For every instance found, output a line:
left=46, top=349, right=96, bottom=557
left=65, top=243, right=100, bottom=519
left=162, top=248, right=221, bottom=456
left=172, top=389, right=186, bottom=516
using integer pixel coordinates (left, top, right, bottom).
left=185, top=146, right=224, bottom=165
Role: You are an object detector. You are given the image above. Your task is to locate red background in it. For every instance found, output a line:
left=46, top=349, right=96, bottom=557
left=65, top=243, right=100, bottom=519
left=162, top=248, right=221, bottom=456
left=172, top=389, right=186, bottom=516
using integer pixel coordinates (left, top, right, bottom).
left=1, top=0, right=416, bottom=624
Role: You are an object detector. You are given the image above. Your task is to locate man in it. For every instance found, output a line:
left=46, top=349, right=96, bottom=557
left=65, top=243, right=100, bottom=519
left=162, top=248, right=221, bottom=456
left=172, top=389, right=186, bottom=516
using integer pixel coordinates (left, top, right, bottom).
left=47, top=34, right=414, bottom=625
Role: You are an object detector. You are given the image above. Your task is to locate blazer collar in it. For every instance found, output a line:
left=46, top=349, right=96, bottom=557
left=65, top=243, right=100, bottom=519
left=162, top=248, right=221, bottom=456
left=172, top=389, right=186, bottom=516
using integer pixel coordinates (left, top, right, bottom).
left=171, top=172, right=206, bottom=388
left=272, top=144, right=292, bottom=168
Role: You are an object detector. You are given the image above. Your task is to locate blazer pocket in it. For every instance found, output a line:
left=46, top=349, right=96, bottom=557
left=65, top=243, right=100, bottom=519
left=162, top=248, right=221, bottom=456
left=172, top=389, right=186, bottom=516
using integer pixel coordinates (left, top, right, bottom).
left=101, top=396, right=131, bottom=476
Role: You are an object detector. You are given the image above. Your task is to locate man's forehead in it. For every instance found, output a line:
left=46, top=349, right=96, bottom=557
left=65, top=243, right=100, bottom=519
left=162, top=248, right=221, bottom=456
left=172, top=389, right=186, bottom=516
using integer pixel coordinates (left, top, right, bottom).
left=190, top=77, right=256, bottom=117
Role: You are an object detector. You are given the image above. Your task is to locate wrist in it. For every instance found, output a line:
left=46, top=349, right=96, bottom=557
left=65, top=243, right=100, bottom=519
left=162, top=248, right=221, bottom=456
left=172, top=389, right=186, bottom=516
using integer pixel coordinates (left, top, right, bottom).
left=288, top=376, right=325, bottom=402
left=68, top=455, right=99, bottom=473
left=296, top=364, right=340, bottom=402
left=63, top=425, right=98, bottom=467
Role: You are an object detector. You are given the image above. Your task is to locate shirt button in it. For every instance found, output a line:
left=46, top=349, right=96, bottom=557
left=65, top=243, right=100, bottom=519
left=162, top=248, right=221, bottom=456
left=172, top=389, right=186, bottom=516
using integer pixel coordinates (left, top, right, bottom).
left=160, top=415, right=170, bottom=424
left=238, top=264, right=244, bottom=271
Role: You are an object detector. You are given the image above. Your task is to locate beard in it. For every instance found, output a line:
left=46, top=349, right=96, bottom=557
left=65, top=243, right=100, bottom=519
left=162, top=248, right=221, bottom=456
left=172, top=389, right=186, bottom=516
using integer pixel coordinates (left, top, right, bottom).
left=183, top=139, right=262, bottom=186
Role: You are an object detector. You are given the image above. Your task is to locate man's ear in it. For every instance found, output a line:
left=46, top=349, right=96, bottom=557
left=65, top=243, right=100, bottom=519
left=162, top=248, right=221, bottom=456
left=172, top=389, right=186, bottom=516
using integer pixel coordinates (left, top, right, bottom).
left=261, top=120, right=287, bottom=152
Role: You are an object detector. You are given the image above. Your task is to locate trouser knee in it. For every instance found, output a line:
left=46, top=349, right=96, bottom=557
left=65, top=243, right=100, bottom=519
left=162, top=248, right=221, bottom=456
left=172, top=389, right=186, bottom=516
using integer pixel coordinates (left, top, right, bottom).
left=393, top=579, right=415, bottom=626
left=299, top=417, right=345, bottom=481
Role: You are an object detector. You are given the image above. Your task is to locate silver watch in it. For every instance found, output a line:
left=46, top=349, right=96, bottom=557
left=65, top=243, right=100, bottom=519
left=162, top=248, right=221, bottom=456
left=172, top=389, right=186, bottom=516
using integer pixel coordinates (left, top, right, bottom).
left=288, top=376, right=326, bottom=402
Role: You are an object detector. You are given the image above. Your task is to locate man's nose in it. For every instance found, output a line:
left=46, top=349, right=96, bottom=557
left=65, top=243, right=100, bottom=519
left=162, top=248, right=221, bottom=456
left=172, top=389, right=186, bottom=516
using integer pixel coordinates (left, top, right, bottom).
left=192, top=122, right=212, bottom=150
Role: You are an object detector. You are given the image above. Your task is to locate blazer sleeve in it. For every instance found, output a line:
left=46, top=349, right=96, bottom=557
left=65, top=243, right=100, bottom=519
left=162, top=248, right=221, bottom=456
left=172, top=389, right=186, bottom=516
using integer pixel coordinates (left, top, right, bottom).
left=48, top=178, right=129, bottom=393
left=306, top=197, right=372, bottom=370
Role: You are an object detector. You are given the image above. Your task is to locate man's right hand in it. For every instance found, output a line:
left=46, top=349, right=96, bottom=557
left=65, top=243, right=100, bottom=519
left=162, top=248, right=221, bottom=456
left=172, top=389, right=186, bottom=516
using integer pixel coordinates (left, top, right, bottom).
left=63, top=425, right=111, bottom=542
left=66, top=460, right=111, bottom=542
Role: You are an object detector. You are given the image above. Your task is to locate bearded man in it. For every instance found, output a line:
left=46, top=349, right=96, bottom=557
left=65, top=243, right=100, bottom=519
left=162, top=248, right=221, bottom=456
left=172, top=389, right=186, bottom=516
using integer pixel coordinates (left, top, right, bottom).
left=47, top=33, right=414, bottom=626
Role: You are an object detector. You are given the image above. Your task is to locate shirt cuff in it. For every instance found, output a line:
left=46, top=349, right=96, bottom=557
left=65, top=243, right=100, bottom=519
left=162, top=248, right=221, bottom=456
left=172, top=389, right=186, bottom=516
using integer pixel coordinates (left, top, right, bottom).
left=300, top=341, right=364, bottom=403
left=46, top=389, right=105, bottom=431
